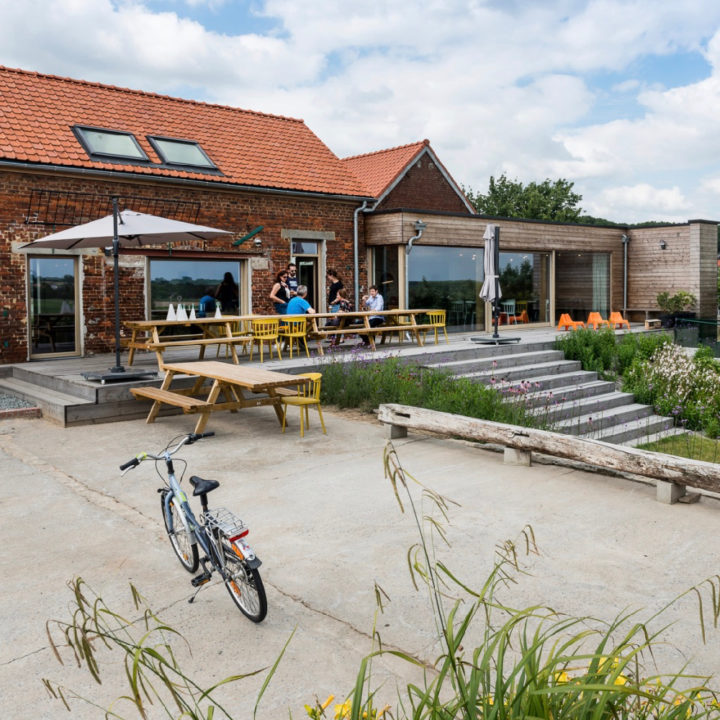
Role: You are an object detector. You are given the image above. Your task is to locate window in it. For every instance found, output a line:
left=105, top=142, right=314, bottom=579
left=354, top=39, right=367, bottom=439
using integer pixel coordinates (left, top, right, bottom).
left=149, top=259, right=244, bottom=320
left=73, top=126, right=149, bottom=162
left=555, top=251, right=609, bottom=321
left=147, top=136, right=217, bottom=169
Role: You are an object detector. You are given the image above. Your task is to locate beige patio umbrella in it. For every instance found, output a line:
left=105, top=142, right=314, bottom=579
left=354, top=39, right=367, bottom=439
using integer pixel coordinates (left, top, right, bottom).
left=23, top=198, right=233, bottom=382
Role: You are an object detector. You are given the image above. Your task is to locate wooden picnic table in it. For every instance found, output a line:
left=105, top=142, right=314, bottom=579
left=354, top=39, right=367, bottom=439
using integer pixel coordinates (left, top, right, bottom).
left=124, top=316, right=253, bottom=368
left=130, top=360, right=309, bottom=434
left=306, top=308, right=437, bottom=354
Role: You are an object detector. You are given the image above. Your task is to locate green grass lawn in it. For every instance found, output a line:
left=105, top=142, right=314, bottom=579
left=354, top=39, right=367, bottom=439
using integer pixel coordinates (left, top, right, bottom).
left=639, top=432, right=720, bottom=463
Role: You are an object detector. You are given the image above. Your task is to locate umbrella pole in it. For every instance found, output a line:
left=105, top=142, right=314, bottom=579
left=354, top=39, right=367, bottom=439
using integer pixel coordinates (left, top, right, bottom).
left=492, top=226, right=500, bottom=339
left=110, top=198, right=124, bottom=373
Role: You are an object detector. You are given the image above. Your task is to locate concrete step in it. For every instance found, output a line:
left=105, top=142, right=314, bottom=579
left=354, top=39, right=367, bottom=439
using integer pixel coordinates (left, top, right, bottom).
left=460, top=359, right=583, bottom=384
left=584, top=415, right=680, bottom=445
left=622, top=426, right=688, bottom=448
left=554, top=402, right=654, bottom=436
left=426, top=349, right=565, bottom=374
left=0, top=376, right=91, bottom=425
left=530, top=390, right=635, bottom=423
left=519, top=379, right=617, bottom=408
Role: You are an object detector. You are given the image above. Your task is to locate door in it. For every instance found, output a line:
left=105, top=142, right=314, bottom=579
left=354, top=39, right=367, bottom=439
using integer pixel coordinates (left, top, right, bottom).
left=29, top=256, right=79, bottom=357
left=292, top=239, right=321, bottom=310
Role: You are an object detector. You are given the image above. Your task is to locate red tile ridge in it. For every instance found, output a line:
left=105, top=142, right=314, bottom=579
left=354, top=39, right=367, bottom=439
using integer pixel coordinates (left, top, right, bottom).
left=342, top=138, right=429, bottom=162
left=0, top=64, right=305, bottom=125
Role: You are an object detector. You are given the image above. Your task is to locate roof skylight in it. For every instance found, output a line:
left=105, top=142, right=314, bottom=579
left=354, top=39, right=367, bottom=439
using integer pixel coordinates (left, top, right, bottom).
left=148, top=136, right=217, bottom=169
left=73, top=126, right=149, bottom=162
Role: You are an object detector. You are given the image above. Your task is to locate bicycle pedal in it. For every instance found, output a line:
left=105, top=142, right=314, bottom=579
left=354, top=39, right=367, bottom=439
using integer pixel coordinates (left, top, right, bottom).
left=191, top=572, right=211, bottom=587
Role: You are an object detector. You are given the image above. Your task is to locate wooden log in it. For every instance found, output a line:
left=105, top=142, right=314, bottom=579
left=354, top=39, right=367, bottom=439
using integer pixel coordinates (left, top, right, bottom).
left=377, top=403, right=720, bottom=494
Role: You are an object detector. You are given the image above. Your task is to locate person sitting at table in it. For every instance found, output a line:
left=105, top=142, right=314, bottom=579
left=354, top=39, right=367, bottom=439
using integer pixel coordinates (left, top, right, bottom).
left=359, top=285, right=384, bottom=346
left=269, top=270, right=291, bottom=314
left=285, top=284, right=316, bottom=315
left=325, top=287, right=351, bottom=346
left=197, top=287, right=217, bottom=318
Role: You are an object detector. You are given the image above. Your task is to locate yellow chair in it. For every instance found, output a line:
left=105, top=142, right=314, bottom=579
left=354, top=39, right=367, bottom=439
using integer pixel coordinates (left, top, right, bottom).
left=426, top=309, right=449, bottom=344
left=249, top=317, right=282, bottom=362
left=586, top=312, right=610, bottom=330
left=281, top=372, right=327, bottom=438
left=279, top=315, right=309, bottom=358
left=216, top=318, right=251, bottom=358
left=609, top=311, right=630, bottom=330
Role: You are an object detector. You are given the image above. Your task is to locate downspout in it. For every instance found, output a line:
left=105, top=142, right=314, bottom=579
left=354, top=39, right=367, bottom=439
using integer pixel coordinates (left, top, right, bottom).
left=405, top=220, right=427, bottom=309
left=353, top=200, right=377, bottom=310
left=621, top=233, right=630, bottom=314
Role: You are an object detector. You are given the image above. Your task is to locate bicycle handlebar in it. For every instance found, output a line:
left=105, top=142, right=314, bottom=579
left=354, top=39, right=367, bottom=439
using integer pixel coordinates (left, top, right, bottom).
left=119, top=432, right=215, bottom=472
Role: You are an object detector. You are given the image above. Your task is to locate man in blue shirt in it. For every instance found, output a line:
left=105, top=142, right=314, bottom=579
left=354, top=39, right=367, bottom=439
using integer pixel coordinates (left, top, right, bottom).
left=285, top=285, right=315, bottom=315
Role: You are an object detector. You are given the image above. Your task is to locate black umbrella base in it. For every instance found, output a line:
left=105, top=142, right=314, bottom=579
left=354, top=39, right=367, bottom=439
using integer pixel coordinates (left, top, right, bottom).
left=83, top=367, right=157, bottom=384
left=470, top=336, right=521, bottom=345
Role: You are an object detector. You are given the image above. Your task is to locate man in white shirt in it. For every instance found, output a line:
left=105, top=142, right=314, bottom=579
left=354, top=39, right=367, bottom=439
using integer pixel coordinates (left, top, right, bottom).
left=360, top=285, right=384, bottom=346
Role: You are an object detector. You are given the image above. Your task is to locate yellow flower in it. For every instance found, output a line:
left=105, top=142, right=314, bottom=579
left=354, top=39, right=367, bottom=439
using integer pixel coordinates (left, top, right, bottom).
left=334, top=700, right=352, bottom=720
left=554, top=671, right=571, bottom=684
left=613, top=675, right=628, bottom=686
left=322, top=696, right=335, bottom=710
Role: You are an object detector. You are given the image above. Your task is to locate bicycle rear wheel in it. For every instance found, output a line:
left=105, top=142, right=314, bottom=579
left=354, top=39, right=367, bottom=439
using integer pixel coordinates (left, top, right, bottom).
left=221, top=535, right=267, bottom=622
left=161, top=491, right=199, bottom=573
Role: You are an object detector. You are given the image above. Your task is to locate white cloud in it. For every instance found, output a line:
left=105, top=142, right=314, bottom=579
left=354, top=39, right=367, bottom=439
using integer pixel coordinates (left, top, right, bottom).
left=1, top=0, right=720, bottom=221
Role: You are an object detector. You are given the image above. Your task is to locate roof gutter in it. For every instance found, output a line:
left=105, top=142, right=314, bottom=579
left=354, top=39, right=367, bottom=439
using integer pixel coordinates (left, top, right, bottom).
left=0, top=159, right=375, bottom=204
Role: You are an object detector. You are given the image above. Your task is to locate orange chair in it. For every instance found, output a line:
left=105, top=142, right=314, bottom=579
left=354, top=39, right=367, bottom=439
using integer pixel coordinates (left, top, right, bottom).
left=510, top=309, right=530, bottom=324
left=586, top=312, right=610, bottom=330
left=609, top=311, right=630, bottom=330
left=557, top=313, right=585, bottom=331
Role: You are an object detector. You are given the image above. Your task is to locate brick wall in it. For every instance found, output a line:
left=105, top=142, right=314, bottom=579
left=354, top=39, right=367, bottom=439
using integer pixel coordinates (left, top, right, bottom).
left=1, top=169, right=363, bottom=363
left=377, top=157, right=472, bottom=214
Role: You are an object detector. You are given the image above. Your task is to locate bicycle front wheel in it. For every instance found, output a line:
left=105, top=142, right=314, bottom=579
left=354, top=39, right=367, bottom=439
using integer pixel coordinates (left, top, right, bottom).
left=161, top=491, right=199, bottom=573
left=221, top=535, right=267, bottom=622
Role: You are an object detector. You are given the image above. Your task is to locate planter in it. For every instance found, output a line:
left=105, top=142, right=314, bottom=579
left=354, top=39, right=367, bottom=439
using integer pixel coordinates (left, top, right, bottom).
left=660, top=311, right=696, bottom=329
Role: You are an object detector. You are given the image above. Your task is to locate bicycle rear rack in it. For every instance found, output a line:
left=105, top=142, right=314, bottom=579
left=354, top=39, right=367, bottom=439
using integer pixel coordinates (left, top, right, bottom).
left=203, top=507, right=246, bottom=537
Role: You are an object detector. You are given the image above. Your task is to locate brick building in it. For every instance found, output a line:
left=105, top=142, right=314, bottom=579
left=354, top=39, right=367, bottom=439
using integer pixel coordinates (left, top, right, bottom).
left=0, top=66, right=716, bottom=364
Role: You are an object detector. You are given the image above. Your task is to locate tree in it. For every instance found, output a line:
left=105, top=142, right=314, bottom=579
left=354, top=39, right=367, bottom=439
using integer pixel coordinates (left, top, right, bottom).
left=465, top=174, right=583, bottom=222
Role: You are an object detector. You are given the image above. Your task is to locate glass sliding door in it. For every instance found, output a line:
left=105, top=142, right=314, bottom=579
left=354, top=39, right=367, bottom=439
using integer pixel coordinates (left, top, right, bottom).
left=555, top=251, right=610, bottom=322
left=498, top=251, right=551, bottom=324
left=29, top=256, right=79, bottom=356
left=370, top=246, right=400, bottom=309
left=406, top=246, right=485, bottom=331
left=149, top=259, right=245, bottom=320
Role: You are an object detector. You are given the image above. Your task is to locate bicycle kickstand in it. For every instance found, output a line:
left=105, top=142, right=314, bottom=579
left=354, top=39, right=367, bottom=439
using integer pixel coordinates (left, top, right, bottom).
left=189, top=560, right=212, bottom=604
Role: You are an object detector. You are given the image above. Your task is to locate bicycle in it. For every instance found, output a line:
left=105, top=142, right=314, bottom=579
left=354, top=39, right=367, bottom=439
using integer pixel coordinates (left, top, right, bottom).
left=119, top=432, right=267, bottom=623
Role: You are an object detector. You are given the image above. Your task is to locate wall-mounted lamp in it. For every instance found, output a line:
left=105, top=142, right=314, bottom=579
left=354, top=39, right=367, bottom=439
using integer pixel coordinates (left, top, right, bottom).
left=659, top=240, right=667, bottom=250
left=253, top=234, right=263, bottom=248
left=233, top=225, right=264, bottom=247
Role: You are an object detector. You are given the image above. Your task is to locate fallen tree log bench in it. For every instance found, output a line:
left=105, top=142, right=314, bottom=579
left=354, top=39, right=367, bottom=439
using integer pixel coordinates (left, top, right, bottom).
left=377, top=403, right=720, bottom=505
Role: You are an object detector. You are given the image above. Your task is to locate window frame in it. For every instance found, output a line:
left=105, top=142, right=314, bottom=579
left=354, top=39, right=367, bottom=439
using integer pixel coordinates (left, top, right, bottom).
left=147, top=134, right=218, bottom=170
left=73, top=125, right=150, bottom=163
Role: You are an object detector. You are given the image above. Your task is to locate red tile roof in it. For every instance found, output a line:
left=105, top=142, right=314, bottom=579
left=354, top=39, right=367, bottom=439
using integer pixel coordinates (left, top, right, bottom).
left=341, top=140, right=429, bottom=197
left=0, top=66, right=369, bottom=197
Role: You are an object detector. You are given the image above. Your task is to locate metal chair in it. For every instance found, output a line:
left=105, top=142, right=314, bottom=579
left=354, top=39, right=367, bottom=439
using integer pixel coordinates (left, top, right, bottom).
left=249, top=317, right=282, bottom=362
left=280, top=372, right=326, bottom=438
left=278, top=315, right=309, bottom=358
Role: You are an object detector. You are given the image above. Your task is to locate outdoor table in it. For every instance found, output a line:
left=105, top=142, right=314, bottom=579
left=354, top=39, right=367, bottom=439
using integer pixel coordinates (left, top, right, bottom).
left=306, top=308, right=437, bottom=354
left=124, top=316, right=254, bottom=368
left=130, top=360, right=309, bottom=434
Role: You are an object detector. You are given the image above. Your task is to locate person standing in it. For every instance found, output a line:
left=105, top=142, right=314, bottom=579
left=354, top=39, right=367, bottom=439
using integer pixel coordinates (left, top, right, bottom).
left=269, top=270, right=291, bottom=314
left=359, top=285, right=384, bottom=346
left=286, top=263, right=299, bottom=297
left=214, top=272, right=238, bottom=313
left=326, top=269, right=344, bottom=312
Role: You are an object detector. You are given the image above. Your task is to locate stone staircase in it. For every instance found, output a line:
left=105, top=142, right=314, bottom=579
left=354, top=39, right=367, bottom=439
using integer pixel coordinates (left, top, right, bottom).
left=421, top=340, right=681, bottom=446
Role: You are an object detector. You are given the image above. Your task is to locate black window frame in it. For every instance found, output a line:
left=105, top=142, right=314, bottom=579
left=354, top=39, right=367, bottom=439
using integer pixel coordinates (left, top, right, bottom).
left=147, top=135, right=218, bottom=170
left=73, top=125, right=150, bottom=163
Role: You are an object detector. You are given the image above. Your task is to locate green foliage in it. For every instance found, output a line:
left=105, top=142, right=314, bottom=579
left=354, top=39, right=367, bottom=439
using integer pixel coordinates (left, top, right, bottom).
left=319, top=355, right=543, bottom=428
left=465, top=174, right=583, bottom=222
left=657, top=291, right=697, bottom=314
left=622, top=343, right=720, bottom=436
left=554, top=328, right=671, bottom=380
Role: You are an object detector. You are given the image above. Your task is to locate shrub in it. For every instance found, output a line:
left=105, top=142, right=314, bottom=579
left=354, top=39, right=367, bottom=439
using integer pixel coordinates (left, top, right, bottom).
left=318, top=354, right=545, bottom=428
left=657, top=290, right=697, bottom=314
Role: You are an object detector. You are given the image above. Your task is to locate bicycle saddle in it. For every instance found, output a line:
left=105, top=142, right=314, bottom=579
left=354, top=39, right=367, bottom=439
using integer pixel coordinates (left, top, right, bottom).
left=189, top=475, right=220, bottom=496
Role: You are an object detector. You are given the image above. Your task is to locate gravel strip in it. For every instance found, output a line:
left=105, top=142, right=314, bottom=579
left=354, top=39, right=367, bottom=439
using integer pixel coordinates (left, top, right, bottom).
left=0, top=392, right=36, bottom=410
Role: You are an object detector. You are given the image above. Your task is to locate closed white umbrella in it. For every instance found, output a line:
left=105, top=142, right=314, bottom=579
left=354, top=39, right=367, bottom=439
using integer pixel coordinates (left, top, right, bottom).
left=23, top=198, right=233, bottom=381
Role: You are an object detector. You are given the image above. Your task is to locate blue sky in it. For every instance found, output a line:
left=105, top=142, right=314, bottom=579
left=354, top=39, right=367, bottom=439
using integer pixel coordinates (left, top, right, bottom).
left=2, top=0, right=720, bottom=223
